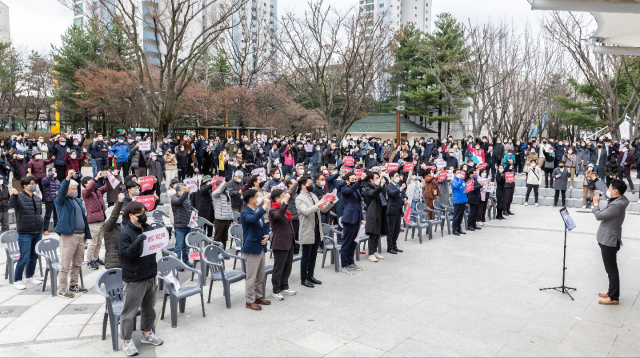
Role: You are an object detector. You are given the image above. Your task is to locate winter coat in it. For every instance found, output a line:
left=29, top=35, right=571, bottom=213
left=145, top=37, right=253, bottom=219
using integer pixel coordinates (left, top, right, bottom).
left=526, top=167, right=542, bottom=185
left=196, top=184, right=214, bottom=221
left=405, top=175, right=423, bottom=202
left=362, top=181, right=388, bottom=236
left=269, top=202, right=296, bottom=251
left=9, top=191, right=43, bottom=234
left=577, top=146, right=590, bottom=167
left=563, top=153, right=578, bottom=168
left=552, top=167, right=570, bottom=191
left=82, top=178, right=111, bottom=224
left=288, top=192, right=299, bottom=220
left=467, top=178, right=482, bottom=205
left=295, top=192, right=332, bottom=245
left=0, top=182, right=9, bottom=212
left=106, top=173, right=123, bottom=204
left=28, top=158, right=55, bottom=180
left=64, top=151, right=86, bottom=174
left=451, top=177, right=468, bottom=204
left=146, top=157, right=163, bottom=181
left=88, top=140, right=109, bottom=160
left=525, top=150, right=539, bottom=171
left=129, top=147, right=148, bottom=169
left=109, top=142, right=130, bottom=163
left=227, top=179, right=244, bottom=212
left=212, top=181, right=233, bottom=221
left=51, top=143, right=71, bottom=166
left=41, top=173, right=61, bottom=203
left=617, top=151, right=634, bottom=175
left=117, top=222, right=156, bottom=283
left=172, top=191, right=194, bottom=228
left=37, top=142, right=49, bottom=159
left=54, top=179, right=92, bottom=239
left=100, top=200, right=123, bottom=270
left=167, top=189, right=176, bottom=225
left=424, top=176, right=441, bottom=201
left=164, top=154, right=177, bottom=170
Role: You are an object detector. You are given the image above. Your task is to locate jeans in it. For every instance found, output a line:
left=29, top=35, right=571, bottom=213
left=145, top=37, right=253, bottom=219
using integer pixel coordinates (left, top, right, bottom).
left=174, top=227, right=191, bottom=264
left=91, top=158, right=105, bottom=177
left=43, top=201, right=57, bottom=232
left=15, top=233, right=42, bottom=282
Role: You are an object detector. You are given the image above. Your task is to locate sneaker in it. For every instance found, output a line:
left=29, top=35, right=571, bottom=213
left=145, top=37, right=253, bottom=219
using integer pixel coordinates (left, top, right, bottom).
left=582, top=205, right=586, bottom=209
left=87, top=260, right=99, bottom=270
left=140, top=332, right=164, bottom=346
left=96, top=258, right=105, bottom=266
left=524, top=202, right=528, bottom=206
left=123, top=340, right=139, bottom=356
left=348, top=264, right=363, bottom=271
left=368, top=255, right=378, bottom=262
left=272, top=292, right=284, bottom=301
left=58, top=290, right=75, bottom=298
left=637, top=199, right=640, bottom=204
left=281, top=289, right=297, bottom=296
left=374, top=253, right=384, bottom=260
left=69, top=286, right=88, bottom=293
left=28, top=277, right=43, bottom=286
left=14, top=281, right=26, bottom=290
left=535, top=203, right=539, bottom=207
left=341, top=267, right=354, bottom=275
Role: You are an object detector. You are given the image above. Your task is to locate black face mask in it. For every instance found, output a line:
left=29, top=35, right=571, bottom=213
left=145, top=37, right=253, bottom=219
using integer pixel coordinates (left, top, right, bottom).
left=137, top=214, right=147, bottom=224
left=305, top=184, right=313, bottom=192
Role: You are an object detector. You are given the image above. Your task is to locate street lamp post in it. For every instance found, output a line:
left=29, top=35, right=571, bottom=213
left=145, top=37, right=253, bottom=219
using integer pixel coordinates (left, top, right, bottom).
left=396, top=84, right=404, bottom=145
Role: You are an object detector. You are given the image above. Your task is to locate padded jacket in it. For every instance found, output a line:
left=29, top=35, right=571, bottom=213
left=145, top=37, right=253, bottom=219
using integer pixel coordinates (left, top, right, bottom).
left=100, top=200, right=123, bottom=270
left=82, top=178, right=111, bottom=224
left=28, top=158, right=55, bottom=180
left=9, top=191, right=43, bottom=234
left=0, top=183, right=9, bottom=212
left=269, top=202, right=295, bottom=251
left=171, top=191, right=194, bottom=228
left=41, top=173, right=61, bottom=203
left=109, top=142, right=130, bottom=163
left=212, top=181, right=233, bottom=221
left=117, top=222, right=156, bottom=283
left=54, top=179, right=92, bottom=239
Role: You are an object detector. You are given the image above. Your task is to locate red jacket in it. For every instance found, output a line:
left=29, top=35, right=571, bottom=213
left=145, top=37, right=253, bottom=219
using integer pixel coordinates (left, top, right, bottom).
left=467, top=143, right=486, bottom=163
left=81, top=178, right=111, bottom=223
left=64, top=152, right=86, bottom=174
left=28, top=158, right=55, bottom=180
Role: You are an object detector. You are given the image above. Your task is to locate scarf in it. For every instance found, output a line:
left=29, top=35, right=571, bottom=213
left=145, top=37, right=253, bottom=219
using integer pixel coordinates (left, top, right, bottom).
left=271, top=201, right=292, bottom=221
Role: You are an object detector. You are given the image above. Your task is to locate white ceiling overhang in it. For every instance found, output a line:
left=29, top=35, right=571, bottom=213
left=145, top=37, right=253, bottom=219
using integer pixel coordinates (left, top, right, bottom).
left=528, top=0, right=640, bottom=54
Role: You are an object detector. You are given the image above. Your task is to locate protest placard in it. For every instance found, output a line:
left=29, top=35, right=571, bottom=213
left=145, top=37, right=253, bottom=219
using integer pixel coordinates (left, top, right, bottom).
left=136, top=196, right=156, bottom=211
left=107, top=172, right=120, bottom=188
left=139, top=141, right=151, bottom=151
left=139, top=176, right=155, bottom=191
left=211, top=176, right=225, bottom=190
left=505, top=172, right=515, bottom=183
left=141, top=226, right=169, bottom=257
left=436, top=159, right=447, bottom=168
left=253, top=168, right=266, bottom=182
left=403, top=162, right=415, bottom=172
left=354, top=168, right=365, bottom=176
left=73, top=134, right=82, bottom=142
left=304, top=144, right=314, bottom=152
left=184, top=178, right=198, bottom=193
left=188, top=210, right=198, bottom=228
left=437, top=171, right=447, bottom=182
left=343, top=156, right=354, bottom=167
left=386, top=163, right=398, bottom=173
left=464, top=179, right=474, bottom=193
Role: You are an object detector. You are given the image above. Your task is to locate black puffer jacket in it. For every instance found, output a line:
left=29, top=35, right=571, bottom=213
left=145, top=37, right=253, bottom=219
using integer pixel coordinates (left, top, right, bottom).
left=171, top=191, right=194, bottom=228
left=101, top=201, right=123, bottom=270
left=196, top=184, right=214, bottom=221
left=117, top=222, right=156, bottom=283
left=9, top=191, right=43, bottom=234
left=0, top=183, right=9, bottom=212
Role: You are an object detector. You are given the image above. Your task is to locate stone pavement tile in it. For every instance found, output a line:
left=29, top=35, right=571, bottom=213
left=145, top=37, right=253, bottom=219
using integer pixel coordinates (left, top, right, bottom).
left=565, top=320, right=620, bottom=342
left=70, top=293, right=105, bottom=305
left=607, top=340, right=640, bottom=357
left=47, top=313, right=92, bottom=327
left=0, top=317, right=15, bottom=332
left=25, top=339, right=87, bottom=356
left=36, top=324, right=84, bottom=341
left=388, top=338, right=466, bottom=357
left=477, top=312, right=530, bottom=333
left=393, top=300, right=454, bottom=326
left=579, top=301, right=633, bottom=328
left=0, top=346, right=40, bottom=357
left=537, top=295, right=590, bottom=318
left=295, top=331, right=349, bottom=355
left=518, top=318, right=575, bottom=343
left=466, top=324, right=517, bottom=347
left=58, top=303, right=103, bottom=316
left=354, top=317, right=424, bottom=351
left=0, top=305, right=29, bottom=318
left=496, top=333, right=559, bottom=357
left=427, top=308, right=484, bottom=336
left=79, top=323, right=103, bottom=338
left=380, top=289, right=429, bottom=309
left=554, top=341, right=614, bottom=357
left=0, top=327, right=40, bottom=344
left=325, top=341, right=386, bottom=357
left=410, top=326, right=463, bottom=349
left=0, top=294, right=46, bottom=307
left=451, top=336, right=504, bottom=357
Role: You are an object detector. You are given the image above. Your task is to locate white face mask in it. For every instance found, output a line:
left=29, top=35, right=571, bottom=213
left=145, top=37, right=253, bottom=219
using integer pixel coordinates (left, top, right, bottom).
left=34, top=155, right=41, bottom=160
left=498, top=169, right=504, bottom=173
left=606, top=190, right=612, bottom=198
left=235, top=178, right=242, bottom=183
left=320, top=180, right=326, bottom=186
left=411, top=176, right=417, bottom=181
left=531, top=164, right=536, bottom=168
left=456, top=174, right=463, bottom=179
left=481, top=173, right=487, bottom=178
left=394, top=178, right=401, bottom=184
left=375, top=179, right=380, bottom=185
left=275, top=174, right=281, bottom=179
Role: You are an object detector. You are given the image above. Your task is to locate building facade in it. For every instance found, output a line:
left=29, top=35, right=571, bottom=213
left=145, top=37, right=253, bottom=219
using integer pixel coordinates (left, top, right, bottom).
left=360, top=0, right=432, bottom=34
left=0, top=0, right=10, bottom=43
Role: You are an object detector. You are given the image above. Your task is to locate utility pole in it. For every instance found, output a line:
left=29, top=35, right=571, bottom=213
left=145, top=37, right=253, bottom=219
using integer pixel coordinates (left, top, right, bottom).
left=396, top=85, right=404, bottom=145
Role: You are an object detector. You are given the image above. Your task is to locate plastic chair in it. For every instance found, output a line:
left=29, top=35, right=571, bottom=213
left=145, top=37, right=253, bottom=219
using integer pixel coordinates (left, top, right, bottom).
left=321, top=224, right=342, bottom=273
left=404, top=203, right=439, bottom=243
left=436, top=200, right=453, bottom=235
left=232, top=211, right=241, bottom=224
left=202, top=245, right=246, bottom=308
left=94, top=268, right=139, bottom=352
left=151, top=210, right=170, bottom=224
left=1, top=231, right=43, bottom=283
left=35, top=238, right=84, bottom=296
left=157, top=256, right=206, bottom=328
left=196, top=217, right=214, bottom=235
left=185, top=232, right=222, bottom=285
left=262, top=237, right=274, bottom=296
left=292, top=241, right=302, bottom=262
left=228, top=224, right=244, bottom=269
left=487, top=194, right=497, bottom=221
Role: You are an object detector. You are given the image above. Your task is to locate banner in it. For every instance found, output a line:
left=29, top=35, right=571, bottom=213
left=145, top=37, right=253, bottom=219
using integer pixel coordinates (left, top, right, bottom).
left=354, top=168, right=365, bottom=176
left=403, top=162, right=415, bottom=172
left=106, top=172, right=120, bottom=188
left=484, top=181, right=496, bottom=194
left=477, top=162, right=487, bottom=170
left=139, top=176, right=155, bottom=191
left=137, top=195, right=156, bottom=211
left=425, top=166, right=436, bottom=171
left=437, top=171, right=447, bottom=182
left=304, top=144, right=314, bottom=152
left=464, top=179, right=474, bottom=193
left=460, top=171, right=466, bottom=179
left=436, top=159, right=447, bottom=168
left=188, top=210, right=198, bottom=228
left=73, top=134, right=82, bottom=142
left=343, top=156, right=354, bottom=167
left=254, top=168, right=266, bottom=182
left=184, top=178, right=198, bottom=193
left=141, top=227, right=169, bottom=257
left=211, top=176, right=225, bottom=190
left=386, top=163, right=398, bottom=173
left=138, top=141, right=151, bottom=151
left=403, top=203, right=411, bottom=224
left=272, top=183, right=285, bottom=190
left=505, top=172, right=515, bottom=183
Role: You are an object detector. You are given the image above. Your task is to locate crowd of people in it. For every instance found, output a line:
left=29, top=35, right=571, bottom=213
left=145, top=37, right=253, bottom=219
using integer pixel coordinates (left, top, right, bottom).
left=1, top=130, right=638, bottom=355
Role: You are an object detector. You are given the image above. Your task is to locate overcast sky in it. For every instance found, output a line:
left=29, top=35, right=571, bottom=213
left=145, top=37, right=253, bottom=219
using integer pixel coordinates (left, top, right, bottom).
left=5, top=0, right=543, bottom=53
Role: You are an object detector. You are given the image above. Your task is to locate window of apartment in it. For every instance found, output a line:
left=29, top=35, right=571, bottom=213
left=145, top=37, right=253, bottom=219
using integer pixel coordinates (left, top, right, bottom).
left=74, top=3, right=83, bottom=16
left=426, top=2, right=428, bottom=6
left=74, top=17, right=83, bottom=27
left=415, top=14, right=417, bottom=17
left=379, top=3, right=384, bottom=7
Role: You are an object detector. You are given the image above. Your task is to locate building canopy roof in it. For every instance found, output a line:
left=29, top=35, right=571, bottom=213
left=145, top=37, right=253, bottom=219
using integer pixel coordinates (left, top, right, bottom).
left=347, top=113, right=437, bottom=134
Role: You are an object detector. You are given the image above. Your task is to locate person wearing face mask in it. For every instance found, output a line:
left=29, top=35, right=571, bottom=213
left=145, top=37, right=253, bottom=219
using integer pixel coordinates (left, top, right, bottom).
left=9, top=150, right=29, bottom=189
left=476, top=169, right=491, bottom=226
left=35, top=136, right=49, bottom=160
left=466, top=169, right=483, bottom=231
left=171, top=183, right=196, bottom=269
left=362, top=172, right=387, bottom=262
left=562, top=146, right=578, bottom=189
left=385, top=170, right=407, bottom=253
left=121, top=181, right=142, bottom=226
left=88, top=133, right=108, bottom=177
left=338, top=172, right=364, bottom=274
left=451, top=168, right=468, bottom=236
left=211, top=178, right=234, bottom=249
left=467, top=141, right=486, bottom=164
left=587, top=170, right=629, bottom=306
left=64, top=146, right=87, bottom=177
left=41, top=167, right=61, bottom=234
left=103, top=166, right=123, bottom=208
left=541, top=147, right=557, bottom=188
left=225, top=137, right=238, bottom=160
left=616, top=145, right=636, bottom=195
left=495, top=165, right=506, bottom=220
left=175, top=145, right=191, bottom=181
left=100, top=193, right=125, bottom=270
left=243, top=175, right=271, bottom=228
left=266, top=168, right=283, bottom=192
left=0, top=174, right=9, bottom=233
left=53, top=169, right=91, bottom=298
left=195, top=176, right=216, bottom=237
left=552, top=161, right=570, bottom=207
left=8, top=177, right=44, bottom=290
left=588, top=141, right=608, bottom=182
left=311, top=144, right=324, bottom=175
left=81, top=172, right=112, bottom=270
left=109, top=135, right=131, bottom=178
left=524, top=160, right=542, bottom=207
left=27, top=150, right=55, bottom=194
left=422, top=169, right=440, bottom=220
left=163, top=150, right=178, bottom=189
left=405, top=171, right=423, bottom=224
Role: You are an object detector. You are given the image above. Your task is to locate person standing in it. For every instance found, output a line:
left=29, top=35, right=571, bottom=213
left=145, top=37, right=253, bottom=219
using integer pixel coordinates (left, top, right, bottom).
left=362, top=172, right=387, bottom=263
left=0, top=175, right=10, bottom=233
left=171, top=183, right=194, bottom=270
left=582, top=163, right=597, bottom=209
left=163, top=150, right=178, bottom=188
left=81, top=172, right=112, bottom=270
left=295, top=177, right=331, bottom=288
left=117, top=201, right=164, bottom=355
left=451, top=169, right=467, bottom=236
left=268, top=189, right=297, bottom=301
left=54, top=169, right=91, bottom=298
left=8, top=177, right=44, bottom=290
left=212, top=179, right=233, bottom=249
left=41, top=168, right=60, bottom=235
left=423, top=169, right=440, bottom=220
left=88, top=134, right=109, bottom=177
left=466, top=170, right=482, bottom=231
left=552, top=161, right=570, bottom=207
left=588, top=171, right=629, bottom=306
left=339, top=172, right=364, bottom=275
left=495, top=166, right=506, bottom=220
left=385, top=170, right=407, bottom=253
left=563, top=146, right=578, bottom=189
left=196, top=176, right=215, bottom=237
left=616, top=146, right=636, bottom=195
left=240, top=189, right=271, bottom=311
left=101, top=193, right=124, bottom=270
left=27, top=151, right=55, bottom=194
left=524, top=160, right=542, bottom=207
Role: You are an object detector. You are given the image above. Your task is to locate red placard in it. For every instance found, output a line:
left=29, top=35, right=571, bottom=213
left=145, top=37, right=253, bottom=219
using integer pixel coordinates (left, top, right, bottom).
left=477, top=163, right=487, bottom=170
left=139, top=176, right=155, bottom=191
left=343, top=156, right=354, bottom=167
left=437, top=171, right=447, bottom=182
left=505, top=172, right=515, bottom=183
left=403, top=162, right=415, bottom=172
left=137, top=195, right=156, bottom=211
left=464, top=180, right=474, bottom=193
left=354, top=168, right=365, bottom=176
left=426, top=166, right=436, bottom=171
left=403, top=203, right=411, bottom=224
left=211, top=176, right=225, bottom=190
left=386, top=163, right=398, bottom=173
left=460, top=171, right=466, bottom=179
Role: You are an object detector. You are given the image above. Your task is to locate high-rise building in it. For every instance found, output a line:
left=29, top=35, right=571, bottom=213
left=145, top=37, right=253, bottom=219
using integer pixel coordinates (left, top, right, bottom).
left=360, top=0, right=432, bottom=34
left=0, top=0, right=10, bottom=43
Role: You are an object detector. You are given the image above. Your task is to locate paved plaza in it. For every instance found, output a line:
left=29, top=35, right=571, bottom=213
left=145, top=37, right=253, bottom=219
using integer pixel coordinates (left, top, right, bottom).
left=0, top=203, right=638, bottom=357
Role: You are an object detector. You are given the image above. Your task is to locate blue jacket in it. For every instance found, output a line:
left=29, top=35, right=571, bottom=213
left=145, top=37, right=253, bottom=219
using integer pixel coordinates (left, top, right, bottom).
left=326, top=173, right=339, bottom=192
left=109, top=142, right=130, bottom=163
left=502, top=153, right=516, bottom=166
left=54, top=179, right=92, bottom=239
left=451, top=177, right=467, bottom=204
left=340, top=180, right=363, bottom=224
left=240, top=206, right=269, bottom=254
